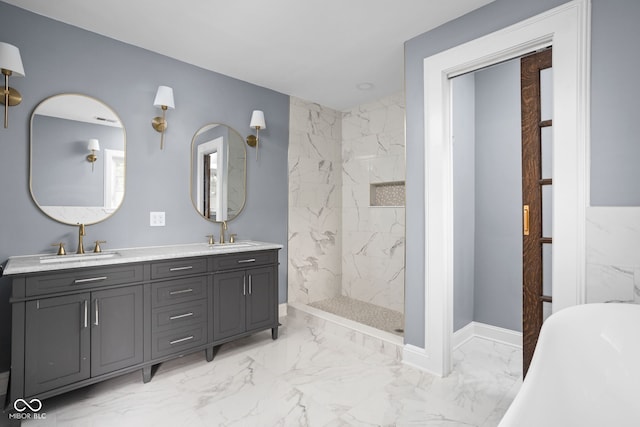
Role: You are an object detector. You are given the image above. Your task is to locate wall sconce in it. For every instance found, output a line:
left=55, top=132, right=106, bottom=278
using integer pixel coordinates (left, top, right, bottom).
left=0, top=42, right=25, bottom=129
left=246, top=110, right=266, bottom=160
left=86, top=138, right=100, bottom=172
left=151, top=85, right=175, bottom=150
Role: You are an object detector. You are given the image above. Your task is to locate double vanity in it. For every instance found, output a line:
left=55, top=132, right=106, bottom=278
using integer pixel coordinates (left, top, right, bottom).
left=4, top=240, right=281, bottom=404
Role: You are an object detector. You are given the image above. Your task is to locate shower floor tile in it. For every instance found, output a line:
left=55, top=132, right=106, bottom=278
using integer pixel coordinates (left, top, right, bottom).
left=309, top=295, right=404, bottom=335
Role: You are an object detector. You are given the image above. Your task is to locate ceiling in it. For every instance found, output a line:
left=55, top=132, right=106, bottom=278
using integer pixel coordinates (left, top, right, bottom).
left=3, top=0, right=493, bottom=111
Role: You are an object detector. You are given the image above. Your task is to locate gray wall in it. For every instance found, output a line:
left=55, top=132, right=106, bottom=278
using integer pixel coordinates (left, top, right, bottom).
left=590, top=0, right=640, bottom=206
left=473, top=60, right=523, bottom=332
left=452, top=60, right=523, bottom=333
left=0, top=2, right=289, bottom=371
left=404, top=0, right=568, bottom=348
left=452, top=73, right=476, bottom=332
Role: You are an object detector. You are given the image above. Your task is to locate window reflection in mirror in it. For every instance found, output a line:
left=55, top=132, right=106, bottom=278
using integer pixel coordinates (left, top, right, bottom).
left=190, top=124, right=246, bottom=222
left=30, top=94, right=126, bottom=225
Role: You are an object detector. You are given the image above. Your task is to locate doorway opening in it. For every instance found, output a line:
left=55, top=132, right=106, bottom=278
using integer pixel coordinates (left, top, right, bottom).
left=410, top=0, right=589, bottom=377
left=451, top=48, right=554, bottom=377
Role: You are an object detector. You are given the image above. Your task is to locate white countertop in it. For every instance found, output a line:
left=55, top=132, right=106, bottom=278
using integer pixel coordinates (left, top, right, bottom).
left=3, top=240, right=283, bottom=275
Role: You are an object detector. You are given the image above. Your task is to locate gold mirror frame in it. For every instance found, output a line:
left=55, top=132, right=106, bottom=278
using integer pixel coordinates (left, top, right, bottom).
left=29, top=93, right=126, bottom=225
left=190, top=123, right=247, bottom=223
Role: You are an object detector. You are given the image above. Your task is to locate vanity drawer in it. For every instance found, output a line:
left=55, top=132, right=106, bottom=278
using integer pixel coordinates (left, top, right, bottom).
left=151, top=275, right=208, bottom=308
left=25, top=264, right=144, bottom=296
left=150, top=257, right=208, bottom=280
left=152, top=299, right=207, bottom=332
left=211, top=250, right=277, bottom=271
left=151, top=324, right=207, bottom=359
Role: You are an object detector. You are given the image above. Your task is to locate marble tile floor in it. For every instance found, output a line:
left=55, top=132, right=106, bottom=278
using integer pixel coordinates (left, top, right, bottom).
left=308, top=296, right=405, bottom=336
left=21, top=315, right=522, bottom=427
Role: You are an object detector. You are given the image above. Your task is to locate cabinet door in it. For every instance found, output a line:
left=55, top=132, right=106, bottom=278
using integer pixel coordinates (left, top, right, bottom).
left=91, top=286, right=143, bottom=377
left=25, top=293, right=90, bottom=396
left=212, top=270, right=246, bottom=341
left=246, top=266, right=277, bottom=332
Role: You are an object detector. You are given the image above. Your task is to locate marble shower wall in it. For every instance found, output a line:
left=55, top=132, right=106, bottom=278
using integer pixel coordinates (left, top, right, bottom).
left=341, top=94, right=406, bottom=313
left=288, top=98, right=343, bottom=305
left=586, top=207, right=640, bottom=304
left=288, top=94, right=407, bottom=314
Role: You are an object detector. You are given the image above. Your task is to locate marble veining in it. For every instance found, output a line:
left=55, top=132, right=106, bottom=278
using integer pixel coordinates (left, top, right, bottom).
left=3, top=240, right=283, bottom=275
left=23, top=314, right=521, bottom=426
left=586, top=207, right=640, bottom=304
left=288, top=94, right=406, bottom=315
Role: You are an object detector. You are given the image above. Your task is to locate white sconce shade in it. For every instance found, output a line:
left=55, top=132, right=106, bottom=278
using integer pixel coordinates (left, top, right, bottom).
left=0, top=42, right=25, bottom=76
left=247, top=110, right=266, bottom=160
left=152, top=85, right=174, bottom=150
left=87, top=138, right=100, bottom=152
left=249, top=110, right=266, bottom=129
left=0, top=42, right=25, bottom=129
left=153, top=85, right=174, bottom=109
left=86, top=138, right=100, bottom=171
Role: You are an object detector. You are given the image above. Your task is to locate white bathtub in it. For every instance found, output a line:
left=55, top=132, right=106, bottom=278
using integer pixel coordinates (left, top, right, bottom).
left=499, top=303, right=640, bottom=427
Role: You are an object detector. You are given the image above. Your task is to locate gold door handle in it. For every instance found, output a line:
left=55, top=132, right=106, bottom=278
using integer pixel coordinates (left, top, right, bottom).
left=523, top=205, right=530, bottom=236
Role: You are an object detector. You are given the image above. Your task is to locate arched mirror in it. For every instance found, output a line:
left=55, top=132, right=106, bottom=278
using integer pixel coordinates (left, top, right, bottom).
left=30, top=94, right=126, bottom=225
left=190, top=123, right=246, bottom=222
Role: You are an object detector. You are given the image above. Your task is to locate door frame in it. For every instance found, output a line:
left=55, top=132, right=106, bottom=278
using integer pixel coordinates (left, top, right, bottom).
left=408, top=0, right=590, bottom=376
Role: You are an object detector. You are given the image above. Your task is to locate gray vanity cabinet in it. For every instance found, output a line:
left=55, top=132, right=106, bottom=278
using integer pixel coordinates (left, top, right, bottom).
left=90, top=286, right=144, bottom=376
left=212, top=270, right=247, bottom=340
left=245, top=266, right=277, bottom=335
left=212, top=253, right=278, bottom=342
left=24, top=293, right=90, bottom=396
left=8, top=246, right=280, bottom=406
left=23, top=286, right=143, bottom=396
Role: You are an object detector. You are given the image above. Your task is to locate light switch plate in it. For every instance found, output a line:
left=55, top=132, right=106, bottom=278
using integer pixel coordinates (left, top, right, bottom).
left=150, top=211, right=165, bottom=227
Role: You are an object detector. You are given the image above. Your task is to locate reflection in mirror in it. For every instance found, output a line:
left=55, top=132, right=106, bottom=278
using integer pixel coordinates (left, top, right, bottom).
left=30, top=94, right=125, bottom=225
left=191, top=124, right=246, bottom=222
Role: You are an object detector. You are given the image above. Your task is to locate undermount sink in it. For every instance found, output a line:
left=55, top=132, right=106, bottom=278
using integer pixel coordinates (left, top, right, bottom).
left=203, top=242, right=258, bottom=251
left=40, top=251, right=120, bottom=264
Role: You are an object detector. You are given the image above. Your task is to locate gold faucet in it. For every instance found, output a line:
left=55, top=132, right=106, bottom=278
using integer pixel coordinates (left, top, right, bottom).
left=219, top=221, right=227, bottom=244
left=77, top=223, right=86, bottom=254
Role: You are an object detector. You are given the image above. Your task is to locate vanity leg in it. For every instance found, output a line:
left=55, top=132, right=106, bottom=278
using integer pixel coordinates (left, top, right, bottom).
left=272, top=326, right=279, bottom=340
left=206, top=346, right=220, bottom=362
left=142, top=366, right=153, bottom=383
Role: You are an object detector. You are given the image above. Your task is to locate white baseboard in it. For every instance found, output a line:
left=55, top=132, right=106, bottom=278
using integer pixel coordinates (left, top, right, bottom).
left=278, top=303, right=288, bottom=318
left=0, top=370, right=8, bottom=396
left=453, top=321, right=522, bottom=349
left=402, top=344, right=444, bottom=378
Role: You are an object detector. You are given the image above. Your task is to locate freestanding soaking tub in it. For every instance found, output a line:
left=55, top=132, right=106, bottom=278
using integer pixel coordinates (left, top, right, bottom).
left=499, top=303, right=640, bottom=427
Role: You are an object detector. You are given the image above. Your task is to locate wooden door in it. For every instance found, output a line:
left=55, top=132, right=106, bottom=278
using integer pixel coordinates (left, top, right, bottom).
left=521, top=47, right=553, bottom=376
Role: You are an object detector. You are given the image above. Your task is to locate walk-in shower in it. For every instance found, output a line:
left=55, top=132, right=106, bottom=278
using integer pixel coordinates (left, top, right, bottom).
left=287, top=95, right=406, bottom=341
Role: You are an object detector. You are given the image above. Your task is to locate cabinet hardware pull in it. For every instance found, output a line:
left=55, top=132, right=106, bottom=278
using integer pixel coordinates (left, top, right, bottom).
left=83, top=300, right=88, bottom=328
left=94, top=299, right=99, bottom=326
left=237, top=259, right=256, bottom=264
left=169, top=312, right=194, bottom=320
left=169, top=288, right=193, bottom=295
left=243, top=276, right=246, bottom=296
left=249, top=275, right=252, bottom=295
left=74, top=276, right=108, bottom=284
left=523, top=205, right=530, bottom=236
left=170, top=335, right=194, bottom=345
left=169, top=266, right=193, bottom=272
